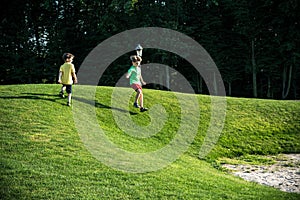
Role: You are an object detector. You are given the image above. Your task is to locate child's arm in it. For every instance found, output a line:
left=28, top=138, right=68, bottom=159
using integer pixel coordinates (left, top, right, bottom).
left=140, top=75, right=146, bottom=85
left=58, top=71, right=62, bottom=83
left=70, top=64, right=77, bottom=84
left=72, top=72, right=78, bottom=84
left=126, top=69, right=132, bottom=79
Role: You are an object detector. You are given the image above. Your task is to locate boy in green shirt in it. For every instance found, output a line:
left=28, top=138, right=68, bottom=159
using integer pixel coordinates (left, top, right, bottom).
left=126, top=55, right=148, bottom=112
left=58, top=53, right=78, bottom=106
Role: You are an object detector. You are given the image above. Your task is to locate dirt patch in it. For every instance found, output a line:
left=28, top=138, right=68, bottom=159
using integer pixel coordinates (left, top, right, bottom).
left=222, top=154, right=300, bottom=193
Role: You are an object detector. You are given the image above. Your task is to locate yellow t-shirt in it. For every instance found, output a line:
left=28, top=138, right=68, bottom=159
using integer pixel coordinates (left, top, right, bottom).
left=59, top=63, right=75, bottom=85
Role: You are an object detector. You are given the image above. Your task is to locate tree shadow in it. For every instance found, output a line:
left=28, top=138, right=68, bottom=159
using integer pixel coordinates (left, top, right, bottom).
left=73, top=96, right=138, bottom=115
left=22, top=92, right=59, bottom=97
left=0, top=92, right=66, bottom=105
left=0, top=93, right=138, bottom=115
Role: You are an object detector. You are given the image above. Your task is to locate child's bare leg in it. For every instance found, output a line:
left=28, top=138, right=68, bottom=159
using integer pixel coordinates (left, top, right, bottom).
left=140, top=95, right=144, bottom=108
left=138, top=89, right=147, bottom=112
left=137, top=89, right=143, bottom=108
left=135, top=90, right=141, bottom=104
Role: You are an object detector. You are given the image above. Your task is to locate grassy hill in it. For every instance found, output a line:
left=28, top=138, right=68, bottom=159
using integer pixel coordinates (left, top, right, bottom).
left=1, top=84, right=299, bottom=199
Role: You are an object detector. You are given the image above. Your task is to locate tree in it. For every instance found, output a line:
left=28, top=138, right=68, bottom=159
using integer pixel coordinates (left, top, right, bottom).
left=0, top=0, right=299, bottom=99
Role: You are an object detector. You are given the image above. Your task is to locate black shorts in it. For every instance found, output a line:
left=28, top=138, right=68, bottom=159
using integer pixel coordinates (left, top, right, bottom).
left=63, top=84, right=72, bottom=94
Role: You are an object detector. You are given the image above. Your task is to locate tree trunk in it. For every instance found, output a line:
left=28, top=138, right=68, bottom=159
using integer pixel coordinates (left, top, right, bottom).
left=267, top=76, right=272, bottom=98
left=196, top=73, right=203, bottom=94
left=251, top=40, right=257, bottom=98
left=159, top=68, right=164, bottom=90
left=282, top=65, right=293, bottom=99
left=213, top=72, right=218, bottom=95
left=165, top=65, right=170, bottom=90
left=228, top=82, right=232, bottom=96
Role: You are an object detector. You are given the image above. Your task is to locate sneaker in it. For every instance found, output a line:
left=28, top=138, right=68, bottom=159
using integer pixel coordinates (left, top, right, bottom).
left=67, top=102, right=71, bottom=107
left=59, top=91, right=65, bottom=98
left=133, top=102, right=140, bottom=108
left=140, top=107, right=148, bottom=112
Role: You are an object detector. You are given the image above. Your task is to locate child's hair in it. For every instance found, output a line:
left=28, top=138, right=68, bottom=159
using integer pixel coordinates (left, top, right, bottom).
left=130, top=55, right=142, bottom=63
left=62, top=53, right=75, bottom=61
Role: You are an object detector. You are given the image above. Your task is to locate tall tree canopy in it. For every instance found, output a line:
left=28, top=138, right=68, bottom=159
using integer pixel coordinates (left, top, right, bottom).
left=1, top=0, right=299, bottom=99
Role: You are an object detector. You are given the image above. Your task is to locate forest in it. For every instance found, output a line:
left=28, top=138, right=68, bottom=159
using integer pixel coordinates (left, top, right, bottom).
left=1, top=0, right=299, bottom=99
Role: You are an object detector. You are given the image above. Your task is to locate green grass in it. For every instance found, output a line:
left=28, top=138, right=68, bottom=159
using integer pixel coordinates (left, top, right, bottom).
left=1, top=84, right=299, bottom=199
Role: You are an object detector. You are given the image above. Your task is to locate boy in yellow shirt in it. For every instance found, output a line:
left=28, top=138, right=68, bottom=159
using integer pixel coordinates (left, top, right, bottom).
left=58, top=53, right=78, bottom=106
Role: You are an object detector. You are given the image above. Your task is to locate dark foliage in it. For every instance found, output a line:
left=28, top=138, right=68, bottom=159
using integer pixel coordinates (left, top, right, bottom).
left=1, top=0, right=299, bottom=99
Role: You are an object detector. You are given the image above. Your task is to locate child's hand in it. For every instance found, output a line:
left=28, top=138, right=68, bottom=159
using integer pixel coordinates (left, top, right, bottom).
left=142, top=81, right=146, bottom=85
left=58, top=80, right=62, bottom=84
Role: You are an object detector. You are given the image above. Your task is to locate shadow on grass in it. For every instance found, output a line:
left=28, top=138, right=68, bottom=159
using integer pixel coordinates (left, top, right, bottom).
left=73, top=96, right=138, bottom=115
left=0, top=92, right=66, bottom=105
left=0, top=93, right=138, bottom=115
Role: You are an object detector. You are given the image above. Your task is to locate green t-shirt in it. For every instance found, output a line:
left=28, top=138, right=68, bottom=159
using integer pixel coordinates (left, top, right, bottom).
left=127, top=65, right=141, bottom=85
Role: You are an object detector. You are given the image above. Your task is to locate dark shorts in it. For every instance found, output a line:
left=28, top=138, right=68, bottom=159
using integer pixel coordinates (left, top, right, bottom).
left=63, top=84, right=72, bottom=94
left=131, top=84, right=142, bottom=92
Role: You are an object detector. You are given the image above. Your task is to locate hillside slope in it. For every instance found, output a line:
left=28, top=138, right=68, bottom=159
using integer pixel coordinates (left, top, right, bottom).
left=1, top=84, right=299, bottom=199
